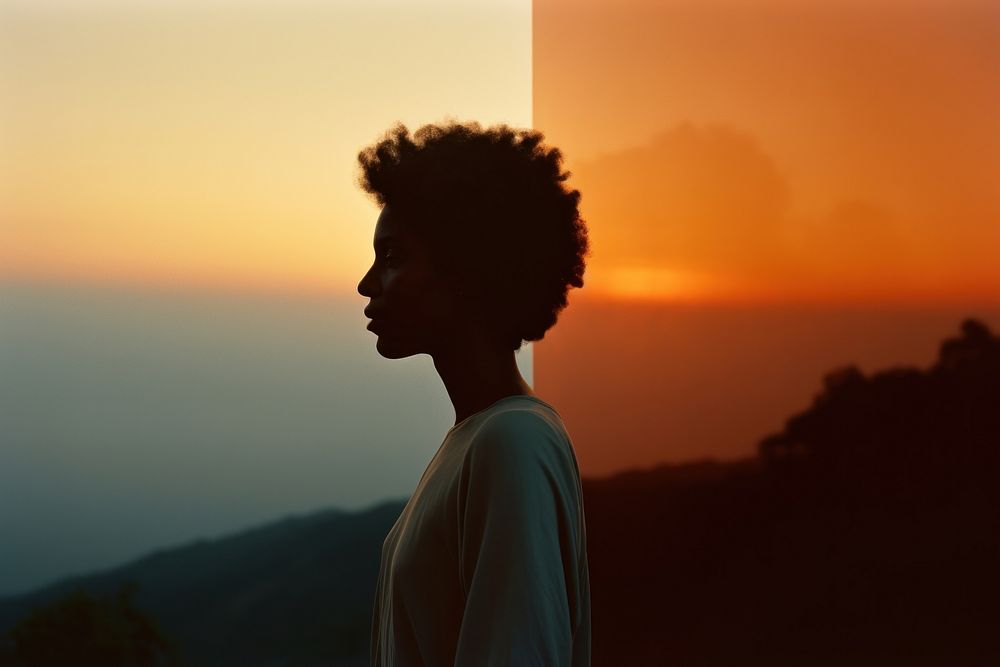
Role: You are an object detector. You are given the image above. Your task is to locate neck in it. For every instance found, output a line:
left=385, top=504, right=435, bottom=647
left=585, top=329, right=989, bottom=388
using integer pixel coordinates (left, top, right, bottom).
left=432, top=338, right=535, bottom=426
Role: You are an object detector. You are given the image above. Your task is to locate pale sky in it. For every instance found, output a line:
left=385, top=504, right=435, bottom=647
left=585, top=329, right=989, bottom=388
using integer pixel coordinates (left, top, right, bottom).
left=0, top=0, right=531, bottom=295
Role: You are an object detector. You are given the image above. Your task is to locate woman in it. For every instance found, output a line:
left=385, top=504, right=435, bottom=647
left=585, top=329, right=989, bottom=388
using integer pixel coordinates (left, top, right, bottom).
left=356, top=120, right=592, bottom=666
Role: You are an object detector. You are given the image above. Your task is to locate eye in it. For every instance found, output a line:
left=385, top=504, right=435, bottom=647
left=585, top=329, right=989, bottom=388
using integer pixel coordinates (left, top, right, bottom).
left=382, top=250, right=402, bottom=266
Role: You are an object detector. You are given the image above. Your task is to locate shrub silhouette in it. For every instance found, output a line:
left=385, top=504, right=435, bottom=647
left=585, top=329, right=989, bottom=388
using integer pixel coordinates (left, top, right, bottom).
left=3, top=582, right=178, bottom=666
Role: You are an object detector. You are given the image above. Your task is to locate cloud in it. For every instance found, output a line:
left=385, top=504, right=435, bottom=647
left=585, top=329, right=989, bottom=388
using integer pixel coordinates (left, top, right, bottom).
left=570, top=122, right=795, bottom=283
left=564, top=123, right=945, bottom=301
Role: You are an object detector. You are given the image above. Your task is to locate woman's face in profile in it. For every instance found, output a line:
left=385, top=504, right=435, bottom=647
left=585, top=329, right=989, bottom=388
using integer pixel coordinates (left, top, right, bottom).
left=358, top=205, right=463, bottom=359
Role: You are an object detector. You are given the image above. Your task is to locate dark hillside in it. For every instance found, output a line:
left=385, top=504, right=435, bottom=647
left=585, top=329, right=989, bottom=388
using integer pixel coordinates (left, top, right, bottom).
left=0, top=501, right=405, bottom=666
left=586, top=318, right=1000, bottom=665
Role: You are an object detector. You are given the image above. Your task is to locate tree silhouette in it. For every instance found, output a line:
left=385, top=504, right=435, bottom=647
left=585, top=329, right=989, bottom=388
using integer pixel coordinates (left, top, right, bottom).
left=760, top=317, right=1000, bottom=479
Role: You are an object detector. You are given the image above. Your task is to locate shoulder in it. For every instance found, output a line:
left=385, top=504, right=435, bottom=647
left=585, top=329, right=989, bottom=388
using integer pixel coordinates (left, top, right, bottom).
left=470, top=407, right=566, bottom=462
left=461, top=406, right=577, bottom=490
left=480, top=405, right=560, bottom=440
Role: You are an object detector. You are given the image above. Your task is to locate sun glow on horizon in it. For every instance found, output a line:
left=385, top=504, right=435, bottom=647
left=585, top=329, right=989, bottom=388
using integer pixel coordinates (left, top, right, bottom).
left=589, top=265, right=720, bottom=303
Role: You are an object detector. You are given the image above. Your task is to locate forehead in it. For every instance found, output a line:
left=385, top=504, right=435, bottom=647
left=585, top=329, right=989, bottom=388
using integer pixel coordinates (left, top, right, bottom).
left=373, top=206, right=416, bottom=249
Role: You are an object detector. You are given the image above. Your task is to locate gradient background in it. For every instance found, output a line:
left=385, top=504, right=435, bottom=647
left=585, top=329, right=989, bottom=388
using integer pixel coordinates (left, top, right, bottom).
left=2, top=0, right=998, bottom=595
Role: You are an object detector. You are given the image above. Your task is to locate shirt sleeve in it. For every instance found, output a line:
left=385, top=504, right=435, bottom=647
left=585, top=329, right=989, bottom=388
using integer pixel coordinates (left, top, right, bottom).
left=454, top=411, right=579, bottom=666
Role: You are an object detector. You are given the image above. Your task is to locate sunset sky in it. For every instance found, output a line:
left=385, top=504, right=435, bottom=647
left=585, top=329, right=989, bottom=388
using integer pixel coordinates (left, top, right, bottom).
left=3, top=0, right=996, bottom=302
left=535, top=0, right=1000, bottom=305
left=0, top=0, right=531, bottom=293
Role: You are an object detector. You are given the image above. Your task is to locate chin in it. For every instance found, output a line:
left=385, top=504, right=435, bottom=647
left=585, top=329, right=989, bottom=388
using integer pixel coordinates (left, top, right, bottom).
left=375, top=337, right=421, bottom=360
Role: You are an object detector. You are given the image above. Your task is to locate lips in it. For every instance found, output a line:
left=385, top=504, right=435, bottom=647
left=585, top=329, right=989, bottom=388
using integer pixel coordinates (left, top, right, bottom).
left=365, top=306, right=390, bottom=334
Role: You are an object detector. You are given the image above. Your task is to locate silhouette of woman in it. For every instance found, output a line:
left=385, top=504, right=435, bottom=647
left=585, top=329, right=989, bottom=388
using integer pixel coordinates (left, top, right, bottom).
left=356, top=120, right=592, bottom=666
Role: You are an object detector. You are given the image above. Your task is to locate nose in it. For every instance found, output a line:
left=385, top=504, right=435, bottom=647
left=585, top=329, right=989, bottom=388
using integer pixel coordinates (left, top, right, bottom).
left=357, top=263, right=376, bottom=298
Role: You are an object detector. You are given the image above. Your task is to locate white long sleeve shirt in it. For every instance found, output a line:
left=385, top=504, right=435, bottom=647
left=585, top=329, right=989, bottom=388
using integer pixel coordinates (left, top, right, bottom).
left=370, top=394, right=591, bottom=666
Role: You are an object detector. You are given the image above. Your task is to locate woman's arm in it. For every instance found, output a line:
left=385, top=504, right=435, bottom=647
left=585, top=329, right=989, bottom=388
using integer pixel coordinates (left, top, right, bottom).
left=455, top=412, right=581, bottom=666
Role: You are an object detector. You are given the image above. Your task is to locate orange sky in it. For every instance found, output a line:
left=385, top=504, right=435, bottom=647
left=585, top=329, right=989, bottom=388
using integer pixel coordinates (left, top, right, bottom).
left=533, top=0, right=1000, bottom=474
left=534, top=0, right=1000, bottom=305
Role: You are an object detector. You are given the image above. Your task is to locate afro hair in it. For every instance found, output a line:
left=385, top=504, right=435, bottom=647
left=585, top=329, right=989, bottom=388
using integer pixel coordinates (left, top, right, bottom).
left=356, top=119, right=591, bottom=352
